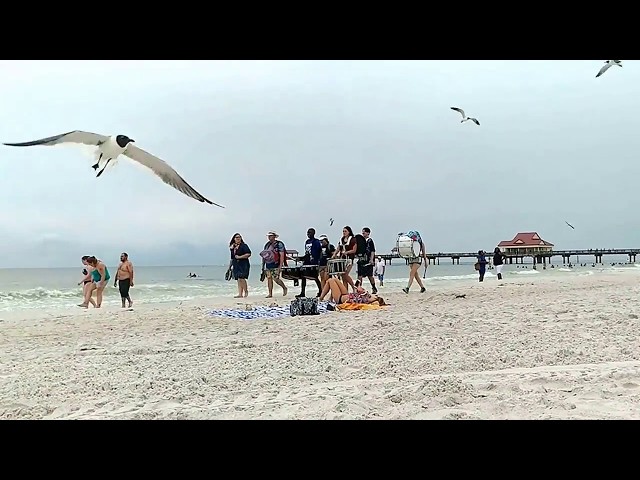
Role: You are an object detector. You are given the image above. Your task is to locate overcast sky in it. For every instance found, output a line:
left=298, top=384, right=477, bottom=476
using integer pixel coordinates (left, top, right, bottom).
left=0, top=60, right=636, bottom=268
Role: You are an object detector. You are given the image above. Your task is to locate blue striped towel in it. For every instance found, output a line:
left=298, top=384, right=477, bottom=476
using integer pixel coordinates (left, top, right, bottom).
left=209, top=302, right=331, bottom=320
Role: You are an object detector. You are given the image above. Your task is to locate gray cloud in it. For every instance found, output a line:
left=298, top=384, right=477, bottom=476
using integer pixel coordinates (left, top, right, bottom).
left=0, top=60, right=637, bottom=267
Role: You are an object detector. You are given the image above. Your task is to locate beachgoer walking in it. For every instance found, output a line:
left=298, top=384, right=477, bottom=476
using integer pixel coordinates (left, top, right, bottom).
left=260, top=231, right=288, bottom=298
left=375, top=257, right=385, bottom=287
left=333, top=226, right=358, bottom=292
left=229, top=233, right=251, bottom=298
left=114, top=252, right=134, bottom=308
left=357, top=227, right=377, bottom=293
left=77, top=255, right=97, bottom=308
left=476, top=250, right=488, bottom=282
left=79, top=256, right=110, bottom=308
left=298, top=228, right=322, bottom=298
left=402, top=230, right=427, bottom=294
left=318, top=235, right=336, bottom=290
left=493, top=247, right=506, bottom=281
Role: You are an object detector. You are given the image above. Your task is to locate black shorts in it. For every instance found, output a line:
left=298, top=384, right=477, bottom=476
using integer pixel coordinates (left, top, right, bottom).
left=357, top=261, right=374, bottom=277
left=118, top=278, right=131, bottom=298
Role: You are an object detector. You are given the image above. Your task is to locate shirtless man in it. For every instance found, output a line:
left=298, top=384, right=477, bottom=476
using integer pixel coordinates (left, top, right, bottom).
left=114, top=252, right=134, bottom=308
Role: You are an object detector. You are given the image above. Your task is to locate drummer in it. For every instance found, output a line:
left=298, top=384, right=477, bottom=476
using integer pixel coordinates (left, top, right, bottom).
left=333, top=226, right=358, bottom=293
left=318, top=234, right=336, bottom=290
left=297, top=228, right=323, bottom=298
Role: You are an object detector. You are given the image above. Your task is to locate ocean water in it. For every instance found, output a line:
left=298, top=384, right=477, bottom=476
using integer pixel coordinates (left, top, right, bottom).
left=0, top=258, right=637, bottom=312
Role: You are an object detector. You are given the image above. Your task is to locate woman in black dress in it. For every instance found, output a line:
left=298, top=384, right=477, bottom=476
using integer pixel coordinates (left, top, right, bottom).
left=229, top=233, right=252, bottom=298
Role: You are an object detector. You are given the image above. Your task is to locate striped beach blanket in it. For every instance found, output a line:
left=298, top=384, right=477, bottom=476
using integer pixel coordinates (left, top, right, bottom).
left=209, top=302, right=332, bottom=320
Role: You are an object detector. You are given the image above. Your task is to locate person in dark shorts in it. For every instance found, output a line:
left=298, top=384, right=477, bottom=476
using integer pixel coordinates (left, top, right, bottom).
left=114, top=252, right=134, bottom=308
left=317, top=235, right=336, bottom=290
left=357, top=227, right=377, bottom=294
left=297, top=228, right=322, bottom=298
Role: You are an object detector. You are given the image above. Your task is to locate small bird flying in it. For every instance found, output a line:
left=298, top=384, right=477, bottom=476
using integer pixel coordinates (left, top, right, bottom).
left=3, top=130, right=224, bottom=207
left=596, top=60, right=622, bottom=78
left=565, top=221, right=575, bottom=230
left=329, top=218, right=334, bottom=226
left=450, top=107, right=480, bottom=126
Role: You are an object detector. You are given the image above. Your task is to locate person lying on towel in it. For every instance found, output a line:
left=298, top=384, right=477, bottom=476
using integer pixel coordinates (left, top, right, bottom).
left=319, top=277, right=386, bottom=306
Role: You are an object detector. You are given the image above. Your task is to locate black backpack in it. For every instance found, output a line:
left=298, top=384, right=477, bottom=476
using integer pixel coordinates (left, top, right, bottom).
left=290, top=297, right=319, bottom=316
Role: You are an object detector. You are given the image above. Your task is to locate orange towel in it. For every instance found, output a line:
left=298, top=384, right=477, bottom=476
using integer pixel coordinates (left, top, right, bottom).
left=336, top=302, right=383, bottom=311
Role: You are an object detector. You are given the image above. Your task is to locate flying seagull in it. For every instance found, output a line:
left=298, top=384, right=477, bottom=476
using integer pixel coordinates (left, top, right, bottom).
left=565, top=221, right=575, bottom=230
left=329, top=218, right=334, bottom=226
left=450, top=107, right=480, bottom=126
left=596, top=60, right=622, bottom=78
left=3, top=130, right=224, bottom=207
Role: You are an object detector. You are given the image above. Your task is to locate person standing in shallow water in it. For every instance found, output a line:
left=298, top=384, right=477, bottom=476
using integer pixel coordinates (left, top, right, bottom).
left=114, top=252, right=134, bottom=308
left=78, top=255, right=97, bottom=308
left=79, top=256, right=110, bottom=308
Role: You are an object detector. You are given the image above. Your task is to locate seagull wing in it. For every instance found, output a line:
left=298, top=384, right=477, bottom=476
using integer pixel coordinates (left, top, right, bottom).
left=470, top=118, right=480, bottom=126
left=3, top=130, right=108, bottom=147
left=450, top=107, right=466, bottom=119
left=596, top=63, right=612, bottom=78
left=123, top=144, right=224, bottom=207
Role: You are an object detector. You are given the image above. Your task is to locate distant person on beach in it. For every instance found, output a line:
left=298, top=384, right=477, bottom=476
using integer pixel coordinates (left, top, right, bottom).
left=229, top=233, right=251, bottom=298
left=317, top=235, right=336, bottom=290
left=77, top=255, right=97, bottom=308
left=476, top=250, right=488, bottom=282
left=493, top=247, right=506, bottom=281
left=319, top=277, right=385, bottom=306
left=357, top=227, right=377, bottom=294
left=333, top=226, right=358, bottom=292
left=375, top=257, right=385, bottom=287
left=298, top=228, right=322, bottom=298
left=402, top=230, right=426, bottom=294
left=260, top=231, right=288, bottom=298
left=114, top=252, right=134, bottom=308
left=78, top=256, right=110, bottom=308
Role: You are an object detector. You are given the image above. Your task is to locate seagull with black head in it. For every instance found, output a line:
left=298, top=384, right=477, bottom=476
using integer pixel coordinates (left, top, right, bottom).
left=3, top=130, right=224, bottom=207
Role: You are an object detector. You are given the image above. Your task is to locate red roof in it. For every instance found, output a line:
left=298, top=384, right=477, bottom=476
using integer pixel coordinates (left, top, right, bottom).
left=498, top=232, right=554, bottom=248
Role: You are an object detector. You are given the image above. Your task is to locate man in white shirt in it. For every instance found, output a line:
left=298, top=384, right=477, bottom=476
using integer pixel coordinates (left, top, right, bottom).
left=374, top=257, right=386, bottom=287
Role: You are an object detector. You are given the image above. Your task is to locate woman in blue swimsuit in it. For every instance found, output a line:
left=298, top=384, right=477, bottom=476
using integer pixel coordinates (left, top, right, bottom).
left=79, top=256, right=110, bottom=308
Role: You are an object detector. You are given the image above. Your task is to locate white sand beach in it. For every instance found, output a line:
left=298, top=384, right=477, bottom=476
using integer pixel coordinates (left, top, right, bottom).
left=1, top=270, right=640, bottom=420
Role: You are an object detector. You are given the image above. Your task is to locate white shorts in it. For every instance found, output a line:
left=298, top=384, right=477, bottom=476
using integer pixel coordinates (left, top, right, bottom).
left=496, top=264, right=503, bottom=275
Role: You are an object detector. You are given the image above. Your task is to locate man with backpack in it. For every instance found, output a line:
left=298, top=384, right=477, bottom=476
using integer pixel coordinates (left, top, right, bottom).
left=357, top=227, right=378, bottom=294
left=260, top=231, right=288, bottom=298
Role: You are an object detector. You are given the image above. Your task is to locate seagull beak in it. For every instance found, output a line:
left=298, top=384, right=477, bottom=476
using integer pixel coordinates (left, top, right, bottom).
left=130, top=139, right=136, bottom=143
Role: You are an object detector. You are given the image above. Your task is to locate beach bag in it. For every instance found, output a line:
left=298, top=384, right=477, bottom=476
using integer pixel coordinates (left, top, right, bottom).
left=260, top=241, right=286, bottom=265
left=474, top=262, right=480, bottom=271
left=290, top=297, right=319, bottom=317
left=260, top=246, right=277, bottom=264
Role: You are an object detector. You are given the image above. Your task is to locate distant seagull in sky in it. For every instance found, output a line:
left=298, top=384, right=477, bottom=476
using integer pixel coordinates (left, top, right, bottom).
left=3, top=130, right=224, bottom=207
left=596, top=60, right=622, bottom=78
left=565, top=221, right=575, bottom=230
left=329, top=218, right=334, bottom=226
left=450, top=107, right=480, bottom=126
